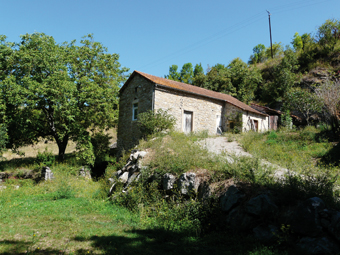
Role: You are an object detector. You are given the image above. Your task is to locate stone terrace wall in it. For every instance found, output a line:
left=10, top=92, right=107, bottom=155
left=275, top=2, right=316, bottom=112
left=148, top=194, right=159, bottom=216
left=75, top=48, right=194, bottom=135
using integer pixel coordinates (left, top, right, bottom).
left=117, top=76, right=154, bottom=151
left=154, top=87, right=224, bottom=135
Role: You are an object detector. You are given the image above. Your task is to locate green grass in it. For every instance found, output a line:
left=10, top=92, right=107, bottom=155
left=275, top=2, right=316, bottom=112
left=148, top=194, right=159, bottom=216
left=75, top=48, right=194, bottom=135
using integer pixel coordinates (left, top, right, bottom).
left=2, top=129, right=338, bottom=254
left=239, top=126, right=336, bottom=172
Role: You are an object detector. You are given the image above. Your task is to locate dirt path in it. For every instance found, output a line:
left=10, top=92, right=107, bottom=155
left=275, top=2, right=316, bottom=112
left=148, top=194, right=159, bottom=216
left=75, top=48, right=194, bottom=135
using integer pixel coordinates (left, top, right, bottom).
left=198, top=136, right=289, bottom=179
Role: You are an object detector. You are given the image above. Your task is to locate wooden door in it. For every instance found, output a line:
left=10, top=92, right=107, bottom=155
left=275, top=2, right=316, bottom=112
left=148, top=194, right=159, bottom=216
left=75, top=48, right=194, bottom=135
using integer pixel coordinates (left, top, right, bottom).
left=184, top=111, right=193, bottom=134
left=269, top=115, right=278, bottom=130
left=253, top=120, right=258, bottom=131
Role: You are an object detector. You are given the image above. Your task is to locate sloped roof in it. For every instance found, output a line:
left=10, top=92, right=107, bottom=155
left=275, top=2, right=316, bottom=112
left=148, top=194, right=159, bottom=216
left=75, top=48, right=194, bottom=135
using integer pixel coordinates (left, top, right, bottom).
left=251, top=103, right=282, bottom=115
left=121, top=70, right=266, bottom=116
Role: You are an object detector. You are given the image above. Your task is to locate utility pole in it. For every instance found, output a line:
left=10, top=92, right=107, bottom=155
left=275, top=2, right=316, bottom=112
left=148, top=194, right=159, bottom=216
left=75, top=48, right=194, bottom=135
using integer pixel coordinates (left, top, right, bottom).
left=267, top=10, right=273, bottom=59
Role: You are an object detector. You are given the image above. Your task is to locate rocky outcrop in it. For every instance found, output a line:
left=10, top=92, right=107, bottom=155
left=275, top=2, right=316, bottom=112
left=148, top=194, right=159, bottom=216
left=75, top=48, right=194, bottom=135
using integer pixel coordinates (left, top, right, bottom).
left=109, top=150, right=340, bottom=255
left=109, top=150, right=147, bottom=194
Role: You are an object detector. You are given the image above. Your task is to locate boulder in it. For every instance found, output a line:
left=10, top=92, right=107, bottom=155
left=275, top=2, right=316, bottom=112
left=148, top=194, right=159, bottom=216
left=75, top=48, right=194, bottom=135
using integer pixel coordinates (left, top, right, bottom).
left=253, top=224, right=278, bottom=242
left=288, top=197, right=325, bottom=237
left=220, top=185, right=245, bottom=213
left=118, top=172, right=129, bottom=183
left=177, top=172, right=200, bottom=195
left=246, top=194, right=278, bottom=216
left=162, top=173, right=176, bottom=191
left=227, top=207, right=255, bottom=231
left=197, top=182, right=212, bottom=201
left=327, top=211, right=340, bottom=241
left=41, top=166, right=54, bottom=181
left=297, top=237, right=339, bottom=255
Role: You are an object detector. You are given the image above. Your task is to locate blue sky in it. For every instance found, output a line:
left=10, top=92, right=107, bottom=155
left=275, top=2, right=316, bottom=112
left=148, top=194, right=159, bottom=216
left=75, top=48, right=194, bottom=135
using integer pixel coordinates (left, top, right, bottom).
left=1, top=0, right=339, bottom=78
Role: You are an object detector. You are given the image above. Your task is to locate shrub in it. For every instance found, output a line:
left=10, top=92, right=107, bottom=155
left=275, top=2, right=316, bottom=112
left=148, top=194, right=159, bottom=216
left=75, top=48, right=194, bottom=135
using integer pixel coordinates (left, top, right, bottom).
left=36, top=148, right=55, bottom=166
left=137, top=109, right=176, bottom=138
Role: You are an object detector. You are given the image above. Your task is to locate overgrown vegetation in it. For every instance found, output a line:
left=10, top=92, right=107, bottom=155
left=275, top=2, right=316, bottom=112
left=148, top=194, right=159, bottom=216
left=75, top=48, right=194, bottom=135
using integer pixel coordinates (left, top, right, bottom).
left=137, top=109, right=176, bottom=139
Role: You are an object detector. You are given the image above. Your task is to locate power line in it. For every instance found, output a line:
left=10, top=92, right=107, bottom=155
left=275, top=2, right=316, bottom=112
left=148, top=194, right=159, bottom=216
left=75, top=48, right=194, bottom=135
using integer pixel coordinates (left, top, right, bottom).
left=136, top=0, right=336, bottom=71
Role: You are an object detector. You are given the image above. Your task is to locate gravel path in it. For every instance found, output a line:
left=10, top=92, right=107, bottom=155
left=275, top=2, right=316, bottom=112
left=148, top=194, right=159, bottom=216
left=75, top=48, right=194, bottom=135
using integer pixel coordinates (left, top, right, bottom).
left=198, top=136, right=289, bottom=179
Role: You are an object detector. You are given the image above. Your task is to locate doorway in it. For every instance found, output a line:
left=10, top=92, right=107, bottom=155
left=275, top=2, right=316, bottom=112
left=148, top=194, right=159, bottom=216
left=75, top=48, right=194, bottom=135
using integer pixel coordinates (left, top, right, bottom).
left=183, top=111, right=193, bottom=133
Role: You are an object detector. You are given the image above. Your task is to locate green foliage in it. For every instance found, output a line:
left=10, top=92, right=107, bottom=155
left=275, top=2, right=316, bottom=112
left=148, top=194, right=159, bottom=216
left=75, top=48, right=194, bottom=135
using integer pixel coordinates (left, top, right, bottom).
left=265, top=42, right=284, bottom=59
left=316, top=18, right=340, bottom=53
left=0, top=32, right=128, bottom=162
left=291, top=32, right=303, bottom=51
left=193, top=59, right=262, bottom=103
left=137, top=109, right=176, bottom=138
left=91, top=132, right=112, bottom=163
left=285, top=88, right=323, bottom=125
left=36, top=148, right=55, bottom=166
left=165, top=63, right=194, bottom=84
left=262, top=48, right=300, bottom=102
left=249, top=43, right=266, bottom=64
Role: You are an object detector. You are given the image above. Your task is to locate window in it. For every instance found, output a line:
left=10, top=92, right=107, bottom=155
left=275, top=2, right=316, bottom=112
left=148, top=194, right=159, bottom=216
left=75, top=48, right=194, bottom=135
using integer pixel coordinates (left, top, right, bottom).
left=132, top=102, right=138, bottom=121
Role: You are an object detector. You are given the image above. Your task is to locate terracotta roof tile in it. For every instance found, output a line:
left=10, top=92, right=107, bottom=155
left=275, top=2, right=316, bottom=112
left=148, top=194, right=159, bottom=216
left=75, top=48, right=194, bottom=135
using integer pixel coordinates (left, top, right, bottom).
left=121, top=70, right=266, bottom=116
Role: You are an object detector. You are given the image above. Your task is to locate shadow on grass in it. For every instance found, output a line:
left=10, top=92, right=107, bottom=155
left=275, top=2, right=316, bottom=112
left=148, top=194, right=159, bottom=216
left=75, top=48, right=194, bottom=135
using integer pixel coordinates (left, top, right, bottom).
left=73, top=228, right=284, bottom=255
left=320, top=142, right=340, bottom=166
left=0, top=240, right=67, bottom=255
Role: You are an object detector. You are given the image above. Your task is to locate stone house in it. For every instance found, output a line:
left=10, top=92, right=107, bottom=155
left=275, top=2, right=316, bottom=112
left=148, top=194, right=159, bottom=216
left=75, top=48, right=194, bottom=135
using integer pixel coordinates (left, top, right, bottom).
left=117, top=71, right=268, bottom=151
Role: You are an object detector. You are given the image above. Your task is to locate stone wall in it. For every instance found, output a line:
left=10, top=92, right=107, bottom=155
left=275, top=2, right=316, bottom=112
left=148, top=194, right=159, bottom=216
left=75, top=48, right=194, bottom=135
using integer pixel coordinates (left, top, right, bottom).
left=117, top=75, right=154, bottom=151
left=225, top=103, right=269, bottom=132
left=154, top=87, right=224, bottom=135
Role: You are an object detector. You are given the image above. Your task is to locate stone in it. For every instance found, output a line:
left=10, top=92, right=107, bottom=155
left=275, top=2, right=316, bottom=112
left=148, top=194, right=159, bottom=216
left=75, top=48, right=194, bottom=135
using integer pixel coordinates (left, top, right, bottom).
left=177, top=172, right=200, bottom=195
left=118, top=172, right=129, bottom=183
left=197, top=182, right=212, bottom=201
left=227, top=207, right=254, bottom=231
left=220, top=185, right=245, bottom=213
left=246, top=194, right=278, bottom=216
left=79, top=166, right=91, bottom=179
left=297, top=237, right=339, bottom=255
left=327, top=211, right=340, bottom=241
left=162, top=173, right=176, bottom=190
left=253, top=224, right=278, bottom=242
left=288, top=197, right=325, bottom=237
left=41, top=166, right=54, bottom=181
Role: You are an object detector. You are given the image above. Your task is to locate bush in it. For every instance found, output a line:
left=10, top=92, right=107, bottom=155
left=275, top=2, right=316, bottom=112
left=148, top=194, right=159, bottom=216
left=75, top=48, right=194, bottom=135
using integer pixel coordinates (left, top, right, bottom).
left=36, top=148, right=55, bottom=166
left=137, top=109, right=176, bottom=138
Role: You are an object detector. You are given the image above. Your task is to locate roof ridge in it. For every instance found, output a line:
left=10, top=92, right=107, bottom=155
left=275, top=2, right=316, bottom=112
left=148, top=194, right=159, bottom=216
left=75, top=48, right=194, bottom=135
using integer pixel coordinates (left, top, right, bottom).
left=123, top=70, right=266, bottom=116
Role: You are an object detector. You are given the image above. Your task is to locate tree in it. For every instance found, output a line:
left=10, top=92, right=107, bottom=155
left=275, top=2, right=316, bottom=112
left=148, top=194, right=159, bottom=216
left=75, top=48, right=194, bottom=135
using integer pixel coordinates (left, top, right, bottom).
left=193, top=63, right=204, bottom=77
left=227, top=58, right=262, bottom=103
left=263, top=48, right=300, bottom=102
left=180, top=63, right=194, bottom=84
left=249, top=44, right=266, bottom=64
left=315, top=80, right=340, bottom=135
left=316, top=19, right=340, bottom=53
left=165, top=65, right=180, bottom=82
left=1, top=33, right=128, bottom=163
left=291, top=32, right=303, bottom=52
left=265, top=42, right=284, bottom=59
left=286, top=88, right=323, bottom=125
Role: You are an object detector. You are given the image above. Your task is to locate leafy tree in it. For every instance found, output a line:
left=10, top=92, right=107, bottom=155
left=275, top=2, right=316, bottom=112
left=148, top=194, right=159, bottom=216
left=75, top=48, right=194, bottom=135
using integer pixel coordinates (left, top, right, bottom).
left=286, top=88, right=323, bottom=125
left=249, top=44, right=266, bottom=64
left=265, top=42, right=284, bottom=59
left=316, top=19, right=340, bottom=53
left=263, top=48, right=300, bottom=102
left=227, top=58, right=262, bottom=103
left=1, top=33, right=128, bottom=163
left=165, top=65, right=181, bottom=82
left=315, top=80, right=340, bottom=135
left=291, top=32, right=303, bottom=51
left=301, top=33, right=314, bottom=51
left=180, top=63, right=194, bottom=84
left=193, top=63, right=204, bottom=77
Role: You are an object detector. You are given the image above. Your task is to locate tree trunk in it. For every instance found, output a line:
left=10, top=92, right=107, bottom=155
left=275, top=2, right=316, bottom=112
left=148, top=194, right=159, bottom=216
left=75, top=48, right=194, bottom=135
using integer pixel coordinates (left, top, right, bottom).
left=56, top=135, right=69, bottom=162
